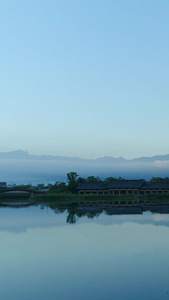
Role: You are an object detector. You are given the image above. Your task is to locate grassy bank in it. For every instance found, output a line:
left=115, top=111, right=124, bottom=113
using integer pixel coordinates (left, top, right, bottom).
left=31, top=193, right=169, bottom=206
left=1, top=192, right=169, bottom=206
left=0, top=193, right=31, bottom=202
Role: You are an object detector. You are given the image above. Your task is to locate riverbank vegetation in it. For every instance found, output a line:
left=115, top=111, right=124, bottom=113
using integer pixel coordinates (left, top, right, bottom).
left=1, top=173, right=169, bottom=206
left=1, top=189, right=169, bottom=207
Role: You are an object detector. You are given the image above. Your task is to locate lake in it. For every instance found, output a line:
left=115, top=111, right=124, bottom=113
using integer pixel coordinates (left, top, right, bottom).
left=0, top=205, right=169, bottom=300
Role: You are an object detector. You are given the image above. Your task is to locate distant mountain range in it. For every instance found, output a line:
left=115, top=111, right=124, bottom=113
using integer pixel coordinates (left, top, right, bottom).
left=0, top=150, right=169, bottom=163
left=0, top=150, right=169, bottom=184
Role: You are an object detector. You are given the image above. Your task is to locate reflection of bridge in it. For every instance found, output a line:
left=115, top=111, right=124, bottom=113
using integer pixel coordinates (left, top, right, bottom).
left=1, top=201, right=34, bottom=207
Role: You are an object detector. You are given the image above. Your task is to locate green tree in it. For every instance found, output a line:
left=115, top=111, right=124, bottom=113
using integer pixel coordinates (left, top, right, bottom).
left=150, top=177, right=162, bottom=182
left=67, top=172, right=79, bottom=193
left=37, top=183, right=45, bottom=189
left=57, top=182, right=68, bottom=193
left=49, top=182, right=68, bottom=193
left=104, top=177, right=117, bottom=184
left=0, top=182, right=7, bottom=188
left=77, top=177, right=86, bottom=184
left=86, top=176, right=101, bottom=183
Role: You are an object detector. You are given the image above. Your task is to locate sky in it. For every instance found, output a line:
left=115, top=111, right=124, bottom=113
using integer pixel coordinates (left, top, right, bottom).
left=0, top=0, right=169, bottom=159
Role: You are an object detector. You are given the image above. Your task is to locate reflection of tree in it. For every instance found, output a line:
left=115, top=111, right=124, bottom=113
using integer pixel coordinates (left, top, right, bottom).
left=53, top=208, right=62, bottom=214
left=66, top=208, right=102, bottom=222
left=75, top=211, right=86, bottom=218
left=66, top=212, right=77, bottom=224
left=48, top=204, right=66, bottom=214
left=104, top=210, right=114, bottom=216
left=44, top=203, right=106, bottom=223
left=86, top=212, right=101, bottom=219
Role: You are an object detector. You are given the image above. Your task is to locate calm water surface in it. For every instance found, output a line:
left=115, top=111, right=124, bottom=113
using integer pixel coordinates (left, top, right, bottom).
left=0, top=205, right=169, bottom=300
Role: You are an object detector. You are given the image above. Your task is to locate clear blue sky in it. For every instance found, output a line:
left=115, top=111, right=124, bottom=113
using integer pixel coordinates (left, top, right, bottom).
left=1, top=0, right=169, bottom=158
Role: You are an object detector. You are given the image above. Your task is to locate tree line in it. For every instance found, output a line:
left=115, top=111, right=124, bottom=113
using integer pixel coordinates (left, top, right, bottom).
left=49, top=173, right=169, bottom=194
left=1, top=173, right=169, bottom=194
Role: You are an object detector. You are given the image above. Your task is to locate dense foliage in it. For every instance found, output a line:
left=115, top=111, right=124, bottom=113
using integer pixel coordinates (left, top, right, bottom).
left=0, top=175, right=169, bottom=196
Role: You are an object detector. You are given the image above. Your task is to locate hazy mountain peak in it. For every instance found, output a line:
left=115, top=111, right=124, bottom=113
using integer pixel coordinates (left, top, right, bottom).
left=95, top=156, right=126, bottom=163
left=0, top=150, right=169, bottom=163
left=0, top=150, right=29, bottom=159
left=0, top=150, right=169, bottom=185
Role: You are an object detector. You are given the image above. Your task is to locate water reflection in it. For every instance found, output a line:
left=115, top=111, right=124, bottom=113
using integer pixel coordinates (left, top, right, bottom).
left=0, top=205, right=169, bottom=299
left=49, top=203, right=169, bottom=227
left=1, top=204, right=169, bottom=231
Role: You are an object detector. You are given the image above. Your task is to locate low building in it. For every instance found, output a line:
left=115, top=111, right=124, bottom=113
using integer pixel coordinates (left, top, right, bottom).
left=106, top=180, right=144, bottom=195
left=76, top=180, right=169, bottom=195
left=76, top=182, right=106, bottom=195
left=140, top=181, right=169, bottom=195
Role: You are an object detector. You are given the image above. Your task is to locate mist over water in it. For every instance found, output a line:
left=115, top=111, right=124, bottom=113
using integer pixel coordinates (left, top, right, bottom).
left=1, top=159, right=169, bottom=185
